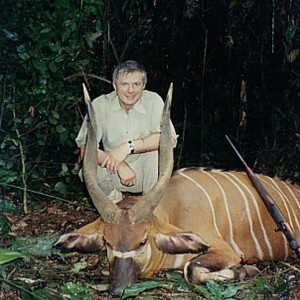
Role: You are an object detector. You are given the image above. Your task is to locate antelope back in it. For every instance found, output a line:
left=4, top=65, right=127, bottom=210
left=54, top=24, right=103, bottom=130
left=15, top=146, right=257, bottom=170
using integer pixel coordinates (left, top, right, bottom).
left=161, top=168, right=300, bottom=263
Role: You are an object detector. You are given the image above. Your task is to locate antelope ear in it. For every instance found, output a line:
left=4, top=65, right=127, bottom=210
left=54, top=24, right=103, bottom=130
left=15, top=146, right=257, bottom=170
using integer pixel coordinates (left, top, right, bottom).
left=154, top=232, right=210, bottom=254
left=54, top=233, right=104, bottom=253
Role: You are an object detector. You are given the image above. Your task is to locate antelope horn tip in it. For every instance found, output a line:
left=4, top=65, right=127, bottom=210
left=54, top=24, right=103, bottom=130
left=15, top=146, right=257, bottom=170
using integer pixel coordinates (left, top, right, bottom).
left=82, top=83, right=91, bottom=103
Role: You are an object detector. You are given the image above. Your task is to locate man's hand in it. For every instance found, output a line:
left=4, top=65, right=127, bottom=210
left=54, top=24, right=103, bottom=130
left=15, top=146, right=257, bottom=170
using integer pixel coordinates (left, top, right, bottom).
left=117, top=163, right=136, bottom=187
left=101, top=143, right=129, bottom=173
left=97, top=149, right=135, bottom=186
left=97, top=149, right=107, bottom=165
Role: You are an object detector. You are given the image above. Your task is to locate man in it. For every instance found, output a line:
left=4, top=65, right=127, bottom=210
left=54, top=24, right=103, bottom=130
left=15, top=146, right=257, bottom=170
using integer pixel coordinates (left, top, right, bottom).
left=76, top=60, right=177, bottom=202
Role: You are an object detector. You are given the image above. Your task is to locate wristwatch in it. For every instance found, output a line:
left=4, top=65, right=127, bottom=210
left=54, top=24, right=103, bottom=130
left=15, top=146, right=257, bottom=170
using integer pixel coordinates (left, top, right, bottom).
left=128, top=140, right=135, bottom=154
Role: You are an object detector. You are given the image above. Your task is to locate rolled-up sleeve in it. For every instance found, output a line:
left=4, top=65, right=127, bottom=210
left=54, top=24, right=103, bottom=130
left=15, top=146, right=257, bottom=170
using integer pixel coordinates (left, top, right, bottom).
left=170, top=121, right=178, bottom=148
left=148, top=93, right=178, bottom=148
left=149, top=94, right=164, bottom=133
left=75, top=116, right=88, bottom=147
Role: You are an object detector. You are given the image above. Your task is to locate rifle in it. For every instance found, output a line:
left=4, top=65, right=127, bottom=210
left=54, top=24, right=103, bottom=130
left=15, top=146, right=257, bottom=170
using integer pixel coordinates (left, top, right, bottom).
left=225, top=134, right=300, bottom=257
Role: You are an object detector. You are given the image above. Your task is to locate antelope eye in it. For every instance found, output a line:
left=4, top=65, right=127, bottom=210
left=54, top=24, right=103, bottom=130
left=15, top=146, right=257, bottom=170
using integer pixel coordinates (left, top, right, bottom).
left=139, top=239, right=147, bottom=248
left=104, top=239, right=111, bottom=249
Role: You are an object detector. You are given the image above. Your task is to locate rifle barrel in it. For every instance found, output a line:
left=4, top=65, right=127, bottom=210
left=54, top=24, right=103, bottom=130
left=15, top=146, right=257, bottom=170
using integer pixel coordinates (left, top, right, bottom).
left=225, top=135, right=249, bottom=168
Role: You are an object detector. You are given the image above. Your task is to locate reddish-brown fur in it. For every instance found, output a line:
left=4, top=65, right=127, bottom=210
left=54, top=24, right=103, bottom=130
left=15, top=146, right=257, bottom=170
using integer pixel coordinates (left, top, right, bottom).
left=56, top=168, right=300, bottom=296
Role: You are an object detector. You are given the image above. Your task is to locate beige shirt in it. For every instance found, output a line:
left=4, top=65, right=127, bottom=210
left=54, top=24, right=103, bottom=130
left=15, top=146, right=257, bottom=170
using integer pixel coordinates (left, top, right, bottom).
left=76, top=90, right=177, bottom=163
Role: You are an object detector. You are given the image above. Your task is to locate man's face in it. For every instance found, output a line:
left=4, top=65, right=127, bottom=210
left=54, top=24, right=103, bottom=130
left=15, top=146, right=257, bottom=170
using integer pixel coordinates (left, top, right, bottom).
left=113, top=71, right=145, bottom=112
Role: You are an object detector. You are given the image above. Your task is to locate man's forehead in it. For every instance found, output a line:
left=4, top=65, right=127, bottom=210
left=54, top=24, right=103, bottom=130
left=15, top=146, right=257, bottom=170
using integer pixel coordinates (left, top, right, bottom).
left=117, top=71, right=143, bottom=82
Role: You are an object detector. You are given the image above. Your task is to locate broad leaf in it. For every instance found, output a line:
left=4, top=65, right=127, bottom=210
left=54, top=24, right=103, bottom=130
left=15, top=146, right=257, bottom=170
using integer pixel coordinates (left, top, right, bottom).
left=122, top=280, right=166, bottom=299
left=0, top=248, right=25, bottom=265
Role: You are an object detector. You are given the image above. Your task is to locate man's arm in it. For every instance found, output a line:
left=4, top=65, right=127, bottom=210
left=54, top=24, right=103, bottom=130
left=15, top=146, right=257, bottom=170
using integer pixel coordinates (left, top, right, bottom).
left=80, top=145, right=136, bottom=187
left=101, top=133, right=161, bottom=173
left=130, top=132, right=160, bottom=153
left=79, top=131, right=160, bottom=185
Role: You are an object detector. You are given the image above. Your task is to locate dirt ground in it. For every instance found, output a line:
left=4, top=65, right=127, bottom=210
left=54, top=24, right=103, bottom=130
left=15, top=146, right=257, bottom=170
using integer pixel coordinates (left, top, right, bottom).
left=0, top=199, right=300, bottom=299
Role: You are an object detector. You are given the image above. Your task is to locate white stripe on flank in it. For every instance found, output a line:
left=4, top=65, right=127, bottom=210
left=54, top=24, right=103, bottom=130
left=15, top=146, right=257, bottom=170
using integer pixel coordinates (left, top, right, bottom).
left=263, top=176, right=300, bottom=232
left=286, top=184, right=300, bottom=210
left=221, top=172, right=267, bottom=260
left=284, top=184, right=300, bottom=231
left=178, top=171, right=223, bottom=239
left=202, top=170, right=243, bottom=257
left=259, top=176, right=298, bottom=259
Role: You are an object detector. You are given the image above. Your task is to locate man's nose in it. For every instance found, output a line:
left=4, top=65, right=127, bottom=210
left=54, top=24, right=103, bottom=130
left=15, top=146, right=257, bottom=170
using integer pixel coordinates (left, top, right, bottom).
left=127, top=84, right=134, bottom=93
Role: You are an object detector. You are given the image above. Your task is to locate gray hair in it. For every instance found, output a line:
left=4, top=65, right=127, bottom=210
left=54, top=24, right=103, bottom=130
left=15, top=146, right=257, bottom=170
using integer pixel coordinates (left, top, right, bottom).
left=112, top=60, right=147, bottom=85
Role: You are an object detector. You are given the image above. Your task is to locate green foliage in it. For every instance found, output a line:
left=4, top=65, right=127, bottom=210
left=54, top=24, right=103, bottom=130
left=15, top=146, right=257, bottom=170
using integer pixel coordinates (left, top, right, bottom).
left=0, top=249, right=24, bottom=296
left=122, top=272, right=239, bottom=299
left=285, top=26, right=299, bottom=44
left=10, top=236, right=59, bottom=257
left=0, top=246, right=61, bottom=299
left=122, top=270, right=292, bottom=299
left=0, top=198, right=17, bottom=213
left=122, top=271, right=190, bottom=299
left=0, top=197, right=17, bottom=235
left=0, top=0, right=107, bottom=205
left=122, top=280, right=167, bottom=299
left=193, top=280, right=239, bottom=300
left=0, top=248, right=24, bottom=265
left=243, top=276, right=289, bottom=300
left=21, top=289, right=61, bottom=300
left=0, top=213, right=10, bottom=235
left=61, top=282, right=92, bottom=300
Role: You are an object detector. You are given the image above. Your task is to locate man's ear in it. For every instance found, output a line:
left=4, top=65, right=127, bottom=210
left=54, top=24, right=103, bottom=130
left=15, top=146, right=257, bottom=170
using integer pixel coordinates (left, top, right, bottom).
left=113, top=83, right=116, bottom=90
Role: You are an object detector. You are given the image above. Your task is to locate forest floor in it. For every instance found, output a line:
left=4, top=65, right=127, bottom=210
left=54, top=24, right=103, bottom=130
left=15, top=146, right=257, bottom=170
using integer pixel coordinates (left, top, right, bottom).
left=0, top=199, right=300, bottom=300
